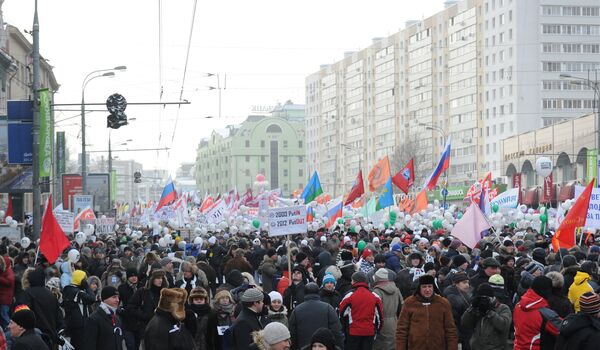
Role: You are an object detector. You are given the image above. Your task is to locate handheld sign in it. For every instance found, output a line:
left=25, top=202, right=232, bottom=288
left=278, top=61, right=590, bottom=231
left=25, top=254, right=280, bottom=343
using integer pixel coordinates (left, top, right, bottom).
left=268, top=205, right=307, bottom=237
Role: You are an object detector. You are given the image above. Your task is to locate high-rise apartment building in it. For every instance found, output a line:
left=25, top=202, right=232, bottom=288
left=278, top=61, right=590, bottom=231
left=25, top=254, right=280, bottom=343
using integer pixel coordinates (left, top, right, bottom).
left=306, top=0, right=600, bottom=195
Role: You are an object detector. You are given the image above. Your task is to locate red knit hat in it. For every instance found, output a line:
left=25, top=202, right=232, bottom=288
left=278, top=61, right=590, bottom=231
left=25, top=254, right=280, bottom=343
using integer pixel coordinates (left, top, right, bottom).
left=362, top=248, right=373, bottom=259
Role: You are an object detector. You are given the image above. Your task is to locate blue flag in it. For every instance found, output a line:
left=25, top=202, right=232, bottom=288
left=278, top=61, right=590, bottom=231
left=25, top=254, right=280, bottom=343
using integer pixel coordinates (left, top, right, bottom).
left=377, top=177, right=394, bottom=209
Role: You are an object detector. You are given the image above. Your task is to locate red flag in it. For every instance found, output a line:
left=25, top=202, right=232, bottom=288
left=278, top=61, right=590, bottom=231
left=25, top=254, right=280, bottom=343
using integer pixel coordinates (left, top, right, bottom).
left=5, top=196, right=13, bottom=222
left=392, top=159, right=415, bottom=195
left=40, top=195, right=70, bottom=264
left=73, top=207, right=96, bottom=231
left=200, top=195, right=214, bottom=213
left=552, top=179, right=595, bottom=251
left=345, top=170, right=365, bottom=205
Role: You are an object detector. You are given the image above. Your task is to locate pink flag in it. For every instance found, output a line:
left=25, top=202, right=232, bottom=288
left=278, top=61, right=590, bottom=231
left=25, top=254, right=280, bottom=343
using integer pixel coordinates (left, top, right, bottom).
left=450, top=203, right=491, bottom=249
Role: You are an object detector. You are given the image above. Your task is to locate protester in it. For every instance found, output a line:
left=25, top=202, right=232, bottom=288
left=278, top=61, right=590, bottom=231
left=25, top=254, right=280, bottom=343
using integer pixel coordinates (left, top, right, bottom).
left=372, top=268, right=402, bottom=350
left=265, top=291, right=288, bottom=327
left=83, top=286, right=124, bottom=350
left=555, top=291, right=600, bottom=349
left=8, top=305, right=49, bottom=350
left=145, top=288, right=195, bottom=350
left=62, top=269, right=96, bottom=349
left=230, top=288, right=265, bottom=349
left=318, top=273, right=341, bottom=310
left=443, top=271, right=472, bottom=350
left=250, top=321, right=291, bottom=350
left=185, top=287, right=212, bottom=349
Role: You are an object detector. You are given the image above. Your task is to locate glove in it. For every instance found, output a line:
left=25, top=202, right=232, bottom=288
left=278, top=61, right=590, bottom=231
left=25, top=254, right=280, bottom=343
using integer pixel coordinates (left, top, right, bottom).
left=477, top=296, right=493, bottom=314
left=79, top=279, right=88, bottom=290
left=116, top=271, right=123, bottom=278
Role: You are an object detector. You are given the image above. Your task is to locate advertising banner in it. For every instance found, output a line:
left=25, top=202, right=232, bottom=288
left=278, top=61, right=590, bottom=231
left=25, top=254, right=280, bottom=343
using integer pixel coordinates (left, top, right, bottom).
left=73, top=195, right=94, bottom=214
left=62, top=174, right=82, bottom=209
left=7, top=123, right=32, bottom=164
left=39, top=89, right=53, bottom=177
left=88, top=173, right=110, bottom=213
left=490, top=188, right=520, bottom=209
left=575, top=185, right=600, bottom=228
left=542, top=173, right=554, bottom=203
left=268, top=205, right=307, bottom=236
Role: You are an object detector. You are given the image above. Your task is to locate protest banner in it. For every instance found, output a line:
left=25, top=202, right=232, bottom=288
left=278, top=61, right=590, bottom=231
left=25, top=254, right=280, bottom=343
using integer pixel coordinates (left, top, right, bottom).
left=268, top=205, right=307, bottom=236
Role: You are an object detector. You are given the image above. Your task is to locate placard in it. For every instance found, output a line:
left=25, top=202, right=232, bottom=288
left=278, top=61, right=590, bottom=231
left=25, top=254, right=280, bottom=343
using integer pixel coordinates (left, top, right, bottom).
left=574, top=185, right=600, bottom=228
left=268, top=205, right=307, bottom=236
left=490, top=188, right=520, bottom=209
left=73, top=195, right=93, bottom=214
left=95, top=218, right=116, bottom=234
left=54, top=211, right=75, bottom=234
left=206, top=199, right=227, bottom=224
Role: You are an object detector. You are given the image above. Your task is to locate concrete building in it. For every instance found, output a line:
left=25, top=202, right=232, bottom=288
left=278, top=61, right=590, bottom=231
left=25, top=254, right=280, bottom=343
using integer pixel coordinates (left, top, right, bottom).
left=111, top=159, right=143, bottom=204
left=305, top=0, right=600, bottom=195
left=175, top=162, right=197, bottom=193
left=195, top=104, right=305, bottom=196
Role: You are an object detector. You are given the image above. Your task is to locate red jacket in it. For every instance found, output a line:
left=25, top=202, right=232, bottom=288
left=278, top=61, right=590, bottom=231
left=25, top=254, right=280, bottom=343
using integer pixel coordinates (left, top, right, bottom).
left=338, top=282, right=383, bottom=336
left=0, top=256, right=15, bottom=305
left=513, top=288, right=561, bottom=350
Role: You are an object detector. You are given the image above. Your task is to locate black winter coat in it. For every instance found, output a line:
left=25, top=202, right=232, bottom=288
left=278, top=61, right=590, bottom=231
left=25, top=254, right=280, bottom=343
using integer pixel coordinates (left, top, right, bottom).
left=62, top=284, right=96, bottom=330
left=184, top=304, right=211, bottom=350
left=126, top=285, right=162, bottom=331
left=443, top=284, right=472, bottom=350
left=206, top=308, right=235, bottom=350
left=319, top=288, right=342, bottom=310
left=556, top=313, right=600, bottom=350
left=11, top=329, right=50, bottom=350
left=283, top=281, right=305, bottom=312
left=547, top=289, right=574, bottom=318
left=288, top=294, right=344, bottom=350
left=230, top=307, right=263, bottom=350
left=117, top=282, right=139, bottom=330
left=144, top=309, right=196, bottom=350
left=18, top=287, right=64, bottom=345
left=82, top=307, right=124, bottom=350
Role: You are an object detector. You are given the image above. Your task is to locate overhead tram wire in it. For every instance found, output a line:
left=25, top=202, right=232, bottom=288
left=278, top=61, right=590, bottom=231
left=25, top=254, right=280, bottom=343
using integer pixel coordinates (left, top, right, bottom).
left=156, top=0, right=165, bottom=169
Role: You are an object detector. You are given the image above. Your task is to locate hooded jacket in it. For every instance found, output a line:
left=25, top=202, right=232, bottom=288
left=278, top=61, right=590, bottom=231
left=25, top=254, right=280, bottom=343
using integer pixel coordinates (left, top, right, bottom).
left=555, top=312, right=600, bottom=350
left=0, top=255, right=15, bottom=305
left=257, top=256, right=278, bottom=294
left=60, top=261, right=73, bottom=289
left=288, top=293, right=343, bottom=350
left=513, top=288, right=561, bottom=350
left=461, top=302, right=511, bottom=350
left=338, top=281, right=383, bottom=337
left=373, top=281, right=402, bottom=350
left=568, top=271, right=593, bottom=312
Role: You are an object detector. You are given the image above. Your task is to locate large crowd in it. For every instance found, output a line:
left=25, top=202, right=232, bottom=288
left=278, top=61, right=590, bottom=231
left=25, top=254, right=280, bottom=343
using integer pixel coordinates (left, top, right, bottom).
left=0, top=223, right=600, bottom=350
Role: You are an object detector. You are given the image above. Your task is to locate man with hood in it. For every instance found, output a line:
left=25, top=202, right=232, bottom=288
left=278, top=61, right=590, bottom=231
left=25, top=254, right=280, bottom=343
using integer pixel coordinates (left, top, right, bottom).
left=569, top=261, right=598, bottom=312
left=335, top=260, right=356, bottom=297
left=338, top=271, right=383, bottom=350
left=62, top=270, right=96, bottom=349
left=513, top=275, right=562, bottom=350
left=384, top=243, right=404, bottom=273
left=145, top=288, right=195, bottom=350
left=175, top=261, right=209, bottom=298
left=127, top=269, right=169, bottom=340
left=101, top=258, right=126, bottom=289
left=395, top=252, right=425, bottom=298
left=258, top=249, right=280, bottom=294
left=372, top=268, right=402, bottom=350
left=289, top=282, right=343, bottom=350
left=59, top=261, right=73, bottom=289
left=396, top=274, right=458, bottom=350
left=83, top=286, right=124, bottom=350
left=556, top=291, right=600, bottom=349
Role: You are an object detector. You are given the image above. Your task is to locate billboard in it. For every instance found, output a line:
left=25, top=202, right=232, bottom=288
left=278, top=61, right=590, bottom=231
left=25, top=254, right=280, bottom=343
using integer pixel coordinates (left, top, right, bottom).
left=62, top=174, right=82, bottom=210
left=88, top=173, right=110, bottom=214
left=7, top=100, right=33, bottom=121
left=7, top=123, right=32, bottom=164
left=39, top=89, right=53, bottom=177
left=0, top=119, right=32, bottom=193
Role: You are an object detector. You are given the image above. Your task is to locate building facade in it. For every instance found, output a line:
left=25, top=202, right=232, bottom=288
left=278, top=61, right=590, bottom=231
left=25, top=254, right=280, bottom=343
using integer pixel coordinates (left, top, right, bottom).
left=195, top=105, right=306, bottom=196
left=305, top=0, right=600, bottom=195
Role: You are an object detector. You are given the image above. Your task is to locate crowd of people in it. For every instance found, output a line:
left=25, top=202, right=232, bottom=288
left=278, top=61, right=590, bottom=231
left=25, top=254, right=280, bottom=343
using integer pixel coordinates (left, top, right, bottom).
left=0, top=222, right=600, bottom=349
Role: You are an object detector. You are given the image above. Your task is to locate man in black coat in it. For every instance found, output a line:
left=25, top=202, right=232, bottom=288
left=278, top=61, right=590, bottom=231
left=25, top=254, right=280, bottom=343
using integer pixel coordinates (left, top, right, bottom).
left=83, top=286, right=124, bottom=350
left=469, top=257, right=501, bottom=292
left=289, top=282, right=344, bottom=350
left=62, top=270, right=96, bottom=349
left=8, top=305, right=50, bottom=350
left=556, top=292, right=600, bottom=350
left=118, top=268, right=141, bottom=350
left=144, top=288, right=195, bottom=350
left=283, top=266, right=306, bottom=312
left=230, top=288, right=264, bottom=350
left=127, top=269, right=168, bottom=338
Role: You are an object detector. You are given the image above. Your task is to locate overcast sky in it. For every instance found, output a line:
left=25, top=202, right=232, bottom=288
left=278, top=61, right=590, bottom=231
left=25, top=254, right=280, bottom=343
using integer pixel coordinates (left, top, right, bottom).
left=3, top=0, right=444, bottom=178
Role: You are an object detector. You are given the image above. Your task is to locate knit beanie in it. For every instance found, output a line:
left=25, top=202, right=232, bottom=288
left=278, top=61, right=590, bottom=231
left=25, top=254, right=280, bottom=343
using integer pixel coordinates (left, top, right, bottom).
left=71, top=270, right=87, bottom=286
left=477, top=283, right=495, bottom=297
left=374, top=268, right=389, bottom=282
left=579, top=292, right=600, bottom=315
left=351, top=271, right=368, bottom=284
left=525, top=262, right=543, bottom=275
left=532, top=275, right=553, bottom=299
left=322, top=273, right=337, bottom=287
left=268, top=291, right=283, bottom=303
left=451, top=272, right=468, bottom=284
left=11, top=305, right=35, bottom=330
left=310, top=328, right=336, bottom=350
left=101, top=286, right=119, bottom=301
left=488, top=274, right=505, bottom=286
left=241, top=288, right=263, bottom=302
left=580, top=261, right=597, bottom=275
left=452, top=254, right=468, bottom=267
left=262, top=322, right=290, bottom=345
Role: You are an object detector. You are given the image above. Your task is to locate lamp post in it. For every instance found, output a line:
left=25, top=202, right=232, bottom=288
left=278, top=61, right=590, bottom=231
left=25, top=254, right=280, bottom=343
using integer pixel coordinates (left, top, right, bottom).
left=81, top=66, right=126, bottom=195
left=419, top=123, right=448, bottom=207
left=560, top=72, right=600, bottom=186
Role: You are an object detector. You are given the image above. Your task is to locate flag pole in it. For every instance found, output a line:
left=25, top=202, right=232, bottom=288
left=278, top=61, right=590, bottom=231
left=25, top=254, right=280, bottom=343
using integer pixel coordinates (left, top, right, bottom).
left=33, top=246, right=40, bottom=266
left=287, top=234, right=292, bottom=287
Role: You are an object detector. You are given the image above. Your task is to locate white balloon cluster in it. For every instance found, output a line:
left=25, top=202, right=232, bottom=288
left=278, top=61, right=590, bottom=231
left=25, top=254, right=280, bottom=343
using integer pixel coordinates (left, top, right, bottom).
left=3, top=215, right=18, bottom=228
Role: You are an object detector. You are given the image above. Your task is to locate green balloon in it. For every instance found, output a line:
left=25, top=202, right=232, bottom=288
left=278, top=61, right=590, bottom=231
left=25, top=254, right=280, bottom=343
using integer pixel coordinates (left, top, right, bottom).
left=509, top=222, right=516, bottom=229
left=540, top=214, right=548, bottom=223
left=389, top=211, right=397, bottom=224
left=337, top=218, right=344, bottom=225
left=252, top=219, right=260, bottom=229
left=492, top=203, right=499, bottom=213
left=384, top=221, right=390, bottom=229
left=433, top=219, right=443, bottom=230
left=350, top=225, right=356, bottom=233
left=357, top=240, right=366, bottom=250
left=457, top=212, right=463, bottom=219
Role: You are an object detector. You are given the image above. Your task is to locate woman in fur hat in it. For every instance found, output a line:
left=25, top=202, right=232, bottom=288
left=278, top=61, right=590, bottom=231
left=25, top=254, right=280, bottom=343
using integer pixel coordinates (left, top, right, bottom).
left=144, top=288, right=196, bottom=350
left=175, top=261, right=209, bottom=299
left=206, top=290, right=236, bottom=349
left=87, top=275, right=103, bottom=311
left=184, top=287, right=211, bottom=350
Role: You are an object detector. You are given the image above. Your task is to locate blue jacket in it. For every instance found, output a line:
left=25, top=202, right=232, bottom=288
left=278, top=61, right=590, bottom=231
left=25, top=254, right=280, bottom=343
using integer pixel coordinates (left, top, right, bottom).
left=385, top=252, right=402, bottom=273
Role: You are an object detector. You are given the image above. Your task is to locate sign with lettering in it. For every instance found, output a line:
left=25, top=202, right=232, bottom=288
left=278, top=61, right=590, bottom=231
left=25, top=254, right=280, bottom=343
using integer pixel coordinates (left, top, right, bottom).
left=490, top=188, right=519, bottom=209
left=575, top=185, right=600, bottom=228
left=54, top=211, right=75, bottom=234
left=73, top=195, right=93, bottom=215
left=206, top=199, right=227, bottom=224
left=268, top=205, right=307, bottom=236
left=95, top=218, right=116, bottom=234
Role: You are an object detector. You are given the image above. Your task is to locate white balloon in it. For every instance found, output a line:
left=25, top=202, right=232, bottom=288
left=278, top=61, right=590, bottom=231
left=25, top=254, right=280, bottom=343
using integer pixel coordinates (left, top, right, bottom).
left=230, top=225, right=239, bottom=234
left=261, top=222, right=269, bottom=230
left=378, top=224, right=385, bottom=231
left=519, top=204, right=528, bottom=213
left=84, top=224, right=95, bottom=236
left=9, top=220, right=17, bottom=228
left=115, top=224, right=120, bottom=231
left=208, top=223, right=216, bottom=232
left=158, top=238, right=167, bottom=247
left=124, top=228, right=132, bottom=235
left=101, top=215, right=107, bottom=219
left=75, top=232, right=86, bottom=245
left=355, top=224, right=362, bottom=232
left=0, top=210, right=4, bottom=218
left=219, top=221, right=228, bottom=230
left=20, top=237, right=31, bottom=249
left=178, top=241, right=187, bottom=249
left=535, top=157, right=553, bottom=178
left=194, top=237, right=203, bottom=245
left=68, top=249, right=80, bottom=263
left=5, top=216, right=12, bottom=223
left=163, top=227, right=170, bottom=235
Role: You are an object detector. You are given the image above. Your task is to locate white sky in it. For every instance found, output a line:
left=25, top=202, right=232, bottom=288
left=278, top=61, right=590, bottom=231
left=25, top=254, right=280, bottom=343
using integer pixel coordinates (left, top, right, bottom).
left=3, top=0, right=444, bottom=177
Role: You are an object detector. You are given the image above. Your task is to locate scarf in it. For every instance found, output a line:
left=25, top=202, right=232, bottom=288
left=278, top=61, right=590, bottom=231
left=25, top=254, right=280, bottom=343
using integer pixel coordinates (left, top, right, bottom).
left=180, top=275, right=197, bottom=290
left=410, top=267, right=424, bottom=281
left=100, top=302, right=117, bottom=315
left=190, top=304, right=211, bottom=318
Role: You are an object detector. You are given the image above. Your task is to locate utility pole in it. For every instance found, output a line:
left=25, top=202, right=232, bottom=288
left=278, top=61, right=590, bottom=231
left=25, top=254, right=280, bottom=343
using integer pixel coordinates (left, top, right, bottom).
left=32, top=0, right=41, bottom=238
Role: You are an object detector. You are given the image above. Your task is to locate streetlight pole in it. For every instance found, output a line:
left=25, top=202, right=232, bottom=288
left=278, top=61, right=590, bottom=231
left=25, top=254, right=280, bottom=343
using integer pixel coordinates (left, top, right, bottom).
left=81, top=66, right=126, bottom=195
left=31, top=0, right=41, bottom=238
left=419, top=123, right=448, bottom=207
left=560, top=72, right=600, bottom=186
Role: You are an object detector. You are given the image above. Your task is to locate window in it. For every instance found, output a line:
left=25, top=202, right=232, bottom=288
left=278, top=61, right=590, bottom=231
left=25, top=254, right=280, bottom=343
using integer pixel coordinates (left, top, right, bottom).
left=298, top=140, right=303, bottom=148
left=245, top=140, right=250, bottom=147
left=283, top=156, right=288, bottom=162
left=261, top=156, right=265, bottom=162
left=283, top=169, right=288, bottom=176
left=283, top=140, right=288, bottom=148
left=298, top=156, right=304, bottom=162
left=299, top=169, right=303, bottom=177
left=245, top=155, right=250, bottom=162
left=266, top=124, right=282, bottom=133
left=260, top=140, right=265, bottom=147
left=245, top=169, right=250, bottom=176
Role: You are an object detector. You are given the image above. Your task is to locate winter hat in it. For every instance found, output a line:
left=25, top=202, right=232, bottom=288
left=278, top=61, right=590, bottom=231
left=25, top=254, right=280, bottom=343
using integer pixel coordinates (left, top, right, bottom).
left=416, top=274, right=439, bottom=295
left=158, top=288, right=187, bottom=321
left=532, top=275, right=553, bottom=299
left=423, top=262, right=436, bottom=274
left=159, top=257, right=172, bottom=267
left=310, top=328, right=336, bottom=350
left=208, top=236, right=217, bottom=245
left=241, top=288, right=264, bottom=303
left=488, top=274, right=505, bottom=286
left=362, top=248, right=373, bottom=259
left=71, top=270, right=87, bottom=286
left=481, top=257, right=500, bottom=268
left=580, top=261, right=598, bottom=275
left=372, top=237, right=380, bottom=244
left=545, top=271, right=564, bottom=289
left=126, top=268, right=138, bottom=278
left=295, top=252, right=308, bottom=264
left=579, top=292, right=600, bottom=315
left=322, top=273, right=337, bottom=287
left=101, top=286, right=119, bottom=301
left=450, top=239, right=462, bottom=250
left=305, top=282, right=319, bottom=294
left=451, top=272, right=469, bottom=284
left=391, top=243, right=402, bottom=252
left=262, top=322, right=291, bottom=345
left=268, top=291, right=283, bottom=303
left=477, top=283, right=495, bottom=297
left=188, top=287, right=208, bottom=304
left=351, top=271, right=368, bottom=284
left=590, top=246, right=600, bottom=254
left=525, top=262, right=543, bottom=275
left=11, top=305, right=35, bottom=330
left=452, top=254, right=468, bottom=267
left=374, top=268, right=389, bottom=282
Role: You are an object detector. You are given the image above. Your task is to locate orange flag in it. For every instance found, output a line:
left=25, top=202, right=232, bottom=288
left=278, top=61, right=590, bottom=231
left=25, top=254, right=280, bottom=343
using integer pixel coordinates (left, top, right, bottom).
left=412, top=189, right=428, bottom=214
left=552, top=179, right=595, bottom=251
left=368, top=156, right=391, bottom=192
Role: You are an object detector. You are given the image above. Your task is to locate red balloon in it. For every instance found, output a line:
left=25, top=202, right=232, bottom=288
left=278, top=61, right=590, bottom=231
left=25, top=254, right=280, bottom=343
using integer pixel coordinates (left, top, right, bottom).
left=256, top=174, right=266, bottom=182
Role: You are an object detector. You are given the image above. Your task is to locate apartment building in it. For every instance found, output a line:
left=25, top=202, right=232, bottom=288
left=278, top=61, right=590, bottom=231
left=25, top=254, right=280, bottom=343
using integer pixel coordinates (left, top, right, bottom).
left=306, top=0, right=600, bottom=195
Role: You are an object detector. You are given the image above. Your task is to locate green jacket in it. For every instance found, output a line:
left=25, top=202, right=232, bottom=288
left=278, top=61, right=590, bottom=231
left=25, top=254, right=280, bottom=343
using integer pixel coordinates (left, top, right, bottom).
left=461, top=302, right=511, bottom=350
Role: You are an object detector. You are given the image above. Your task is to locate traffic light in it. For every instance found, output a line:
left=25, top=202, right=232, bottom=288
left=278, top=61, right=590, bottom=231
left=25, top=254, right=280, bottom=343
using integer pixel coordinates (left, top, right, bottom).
left=134, top=171, right=142, bottom=183
left=106, top=93, right=128, bottom=129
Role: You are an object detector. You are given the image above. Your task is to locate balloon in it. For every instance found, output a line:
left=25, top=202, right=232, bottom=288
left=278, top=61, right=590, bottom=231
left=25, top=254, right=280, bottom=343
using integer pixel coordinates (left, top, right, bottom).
left=163, top=227, right=170, bottom=235
left=230, top=225, right=239, bottom=234
left=9, top=220, right=17, bottom=228
left=389, top=211, right=397, bottom=224
left=350, top=225, right=356, bottom=233
left=20, top=237, right=31, bottom=249
left=252, top=219, right=261, bottom=229
left=5, top=216, right=12, bottom=223
left=0, top=210, right=4, bottom=218
left=519, top=204, right=528, bottom=213
left=432, top=219, right=443, bottom=229
left=357, top=240, right=366, bottom=250
left=178, top=241, right=187, bottom=249
left=124, top=228, right=132, bottom=235
left=68, top=249, right=80, bottom=263
left=75, top=232, right=86, bottom=245
left=535, top=157, right=553, bottom=178
left=350, top=220, right=357, bottom=226
left=355, top=224, right=362, bottom=232
left=540, top=214, right=548, bottom=223
left=115, top=224, right=120, bottom=231
left=492, top=203, right=499, bottom=213
left=101, top=215, right=107, bottom=219
left=256, top=174, right=266, bottom=182
left=262, top=222, right=269, bottom=230
left=84, top=224, right=95, bottom=236
left=194, top=237, right=203, bottom=245
left=337, top=218, right=344, bottom=225
left=158, top=238, right=167, bottom=247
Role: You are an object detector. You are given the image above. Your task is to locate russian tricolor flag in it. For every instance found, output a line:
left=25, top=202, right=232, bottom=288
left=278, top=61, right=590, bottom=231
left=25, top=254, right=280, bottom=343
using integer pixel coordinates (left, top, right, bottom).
left=156, top=176, right=177, bottom=211
left=325, top=197, right=343, bottom=228
left=423, top=137, right=452, bottom=191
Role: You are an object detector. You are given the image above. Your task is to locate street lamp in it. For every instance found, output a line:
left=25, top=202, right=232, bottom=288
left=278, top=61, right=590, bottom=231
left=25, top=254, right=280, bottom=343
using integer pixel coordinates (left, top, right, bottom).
left=81, top=66, right=126, bottom=195
left=560, top=72, right=600, bottom=185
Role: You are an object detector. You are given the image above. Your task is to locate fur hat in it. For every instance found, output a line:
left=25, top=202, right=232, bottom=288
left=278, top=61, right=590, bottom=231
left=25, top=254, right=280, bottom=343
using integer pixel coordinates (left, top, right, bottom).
left=146, top=269, right=168, bottom=288
left=415, top=274, right=440, bottom=296
left=188, top=287, right=208, bottom=304
left=157, top=288, right=188, bottom=321
left=545, top=271, right=564, bottom=289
